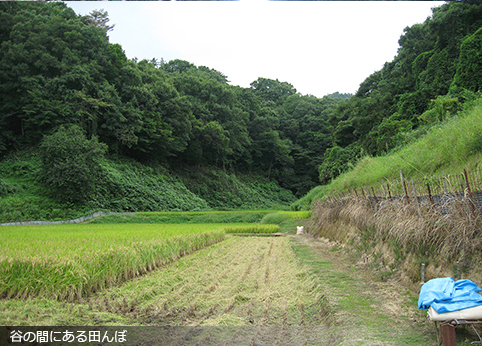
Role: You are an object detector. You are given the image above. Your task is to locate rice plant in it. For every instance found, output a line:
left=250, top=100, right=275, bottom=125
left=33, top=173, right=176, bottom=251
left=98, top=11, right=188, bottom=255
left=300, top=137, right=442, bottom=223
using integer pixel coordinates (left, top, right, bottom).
left=279, top=211, right=311, bottom=219
left=223, top=224, right=280, bottom=234
left=0, top=224, right=225, bottom=301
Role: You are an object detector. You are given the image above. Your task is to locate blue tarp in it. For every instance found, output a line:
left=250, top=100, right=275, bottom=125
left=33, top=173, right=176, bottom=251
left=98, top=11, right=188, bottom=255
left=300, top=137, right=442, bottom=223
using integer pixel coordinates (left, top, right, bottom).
left=418, top=277, right=482, bottom=313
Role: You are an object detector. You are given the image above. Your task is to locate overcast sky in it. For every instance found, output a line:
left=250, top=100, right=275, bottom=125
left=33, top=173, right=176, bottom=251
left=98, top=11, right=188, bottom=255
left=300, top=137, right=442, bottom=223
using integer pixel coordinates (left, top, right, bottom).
left=67, top=1, right=445, bottom=98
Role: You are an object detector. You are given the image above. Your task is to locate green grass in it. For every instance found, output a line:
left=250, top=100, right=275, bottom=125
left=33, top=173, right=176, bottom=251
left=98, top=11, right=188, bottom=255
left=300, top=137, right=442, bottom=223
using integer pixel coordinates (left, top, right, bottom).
left=337, top=101, right=482, bottom=192
left=291, top=185, right=331, bottom=211
left=89, top=210, right=309, bottom=224
left=279, top=210, right=311, bottom=219
left=222, top=224, right=280, bottom=234
left=298, top=99, right=482, bottom=205
left=289, top=237, right=438, bottom=345
left=259, top=213, right=290, bottom=225
left=0, top=223, right=226, bottom=301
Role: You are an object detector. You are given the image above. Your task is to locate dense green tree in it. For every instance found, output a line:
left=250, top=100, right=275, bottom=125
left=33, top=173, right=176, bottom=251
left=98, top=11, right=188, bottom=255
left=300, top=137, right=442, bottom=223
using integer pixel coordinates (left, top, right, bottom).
left=372, top=113, right=413, bottom=153
left=167, top=66, right=251, bottom=168
left=278, top=94, right=342, bottom=195
left=0, top=2, right=115, bottom=150
left=39, top=125, right=107, bottom=203
left=108, top=60, right=195, bottom=161
left=81, top=9, right=115, bottom=34
left=161, top=59, right=194, bottom=74
left=236, top=87, right=287, bottom=173
left=452, top=27, right=482, bottom=92
left=318, top=145, right=362, bottom=185
left=418, top=95, right=460, bottom=124
left=326, top=92, right=352, bottom=100
left=250, top=78, right=297, bottom=105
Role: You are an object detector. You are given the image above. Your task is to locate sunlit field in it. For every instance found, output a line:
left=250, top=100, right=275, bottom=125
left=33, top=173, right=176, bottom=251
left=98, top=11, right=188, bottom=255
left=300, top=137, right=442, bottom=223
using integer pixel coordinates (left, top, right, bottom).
left=0, top=223, right=227, bottom=301
left=0, top=212, right=302, bottom=303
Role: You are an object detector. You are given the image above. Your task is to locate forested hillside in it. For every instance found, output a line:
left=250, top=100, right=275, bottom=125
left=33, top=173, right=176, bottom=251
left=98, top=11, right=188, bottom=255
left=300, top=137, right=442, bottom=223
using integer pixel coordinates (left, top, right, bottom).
left=0, top=2, right=346, bottom=191
left=320, top=1, right=482, bottom=185
left=2, top=1, right=482, bottom=220
left=0, top=1, right=347, bottom=221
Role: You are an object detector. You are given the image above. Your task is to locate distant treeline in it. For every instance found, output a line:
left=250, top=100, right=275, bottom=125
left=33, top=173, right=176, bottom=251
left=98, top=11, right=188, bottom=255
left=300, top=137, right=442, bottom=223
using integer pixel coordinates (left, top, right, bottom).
left=1, top=1, right=482, bottom=198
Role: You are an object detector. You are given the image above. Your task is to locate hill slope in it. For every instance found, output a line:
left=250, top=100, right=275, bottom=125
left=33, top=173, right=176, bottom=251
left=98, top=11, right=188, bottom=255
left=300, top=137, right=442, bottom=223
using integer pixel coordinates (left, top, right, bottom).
left=294, top=96, right=482, bottom=210
left=0, top=152, right=295, bottom=223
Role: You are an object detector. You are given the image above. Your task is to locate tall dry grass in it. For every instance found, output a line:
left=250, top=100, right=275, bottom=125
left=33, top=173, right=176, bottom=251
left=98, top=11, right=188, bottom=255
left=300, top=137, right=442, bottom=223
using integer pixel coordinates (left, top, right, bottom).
left=308, top=195, right=482, bottom=284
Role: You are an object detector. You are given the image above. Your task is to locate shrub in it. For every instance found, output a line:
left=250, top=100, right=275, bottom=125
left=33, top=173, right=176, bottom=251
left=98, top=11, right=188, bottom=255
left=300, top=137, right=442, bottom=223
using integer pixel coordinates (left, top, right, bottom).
left=39, top=125, right=108, bottom=203
left=0, top=179, right=20, bottom=197
left=260, top=213, right=289, bottom=224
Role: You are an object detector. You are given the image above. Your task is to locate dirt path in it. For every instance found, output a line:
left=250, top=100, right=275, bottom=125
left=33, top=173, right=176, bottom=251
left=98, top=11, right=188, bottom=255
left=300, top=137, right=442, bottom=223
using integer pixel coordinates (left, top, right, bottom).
left=290, top=235, right=437, bottom=346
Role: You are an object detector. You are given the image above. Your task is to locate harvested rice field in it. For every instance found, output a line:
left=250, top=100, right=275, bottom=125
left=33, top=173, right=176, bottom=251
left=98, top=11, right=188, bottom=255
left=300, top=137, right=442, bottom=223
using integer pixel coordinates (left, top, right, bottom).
left=89, top=236, right=328, bottom=327
left=0, top=221, right=444, bottom=345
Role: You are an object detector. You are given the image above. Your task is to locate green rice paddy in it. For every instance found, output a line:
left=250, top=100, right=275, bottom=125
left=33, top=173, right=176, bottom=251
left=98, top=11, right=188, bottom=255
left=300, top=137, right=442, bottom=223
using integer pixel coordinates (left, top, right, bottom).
left=0, top=211, right=304, bottom=302
left=0, top=223, right=226, bottom=301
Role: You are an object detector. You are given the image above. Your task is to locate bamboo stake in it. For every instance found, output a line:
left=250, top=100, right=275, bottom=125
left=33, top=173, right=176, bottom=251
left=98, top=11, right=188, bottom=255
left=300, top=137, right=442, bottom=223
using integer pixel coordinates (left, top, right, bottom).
left=427, top=183, right=434, bottom=206
left=371, top=187, right=379, bottom=207
left=400, top=170, right=410, bottom=205
left=387, top=181, right=392, bottom=202
left=382, top=179, right=388, bottom=198
left=464, top=169, right=476, bottom=219
left=442, top=171, right=448, bottom=194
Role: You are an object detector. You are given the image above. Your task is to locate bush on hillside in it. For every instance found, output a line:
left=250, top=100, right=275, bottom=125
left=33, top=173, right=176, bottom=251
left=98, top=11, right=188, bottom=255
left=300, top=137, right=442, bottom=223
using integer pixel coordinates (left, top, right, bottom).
left=91, top=160, right=210, bottom=212
left=260, top=213, right=289, bottom=225
left=39, top=125, right=108, bottom=203
left=0, top=179, right=20, bottom=197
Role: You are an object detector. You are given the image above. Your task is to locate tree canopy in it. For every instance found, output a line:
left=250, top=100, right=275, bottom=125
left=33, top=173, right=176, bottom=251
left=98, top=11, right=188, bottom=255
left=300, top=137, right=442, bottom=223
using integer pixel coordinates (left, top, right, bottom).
left=324, top=1, right=482, bottom=183
left=1, top=1, right=481, bottom=198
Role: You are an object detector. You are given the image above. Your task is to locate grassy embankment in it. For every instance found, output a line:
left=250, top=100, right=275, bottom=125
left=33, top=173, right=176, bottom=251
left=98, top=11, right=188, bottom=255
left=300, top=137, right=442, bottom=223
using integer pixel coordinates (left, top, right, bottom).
left=294, top=98, right=482, bottom=209
left=0, top=154, right=296, bottom=223
left=299, top=98, right=482, bottom=291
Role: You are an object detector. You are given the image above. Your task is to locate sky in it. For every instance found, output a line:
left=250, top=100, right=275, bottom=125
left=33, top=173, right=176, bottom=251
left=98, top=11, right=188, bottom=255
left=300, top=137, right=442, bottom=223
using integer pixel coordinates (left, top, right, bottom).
left=67, top=1, right=445, bottom=98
